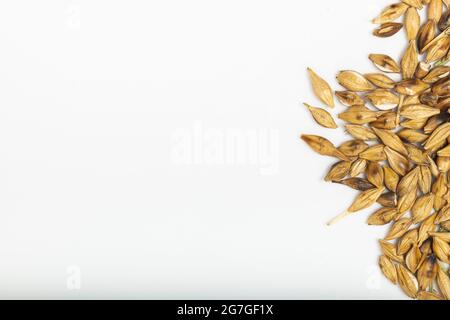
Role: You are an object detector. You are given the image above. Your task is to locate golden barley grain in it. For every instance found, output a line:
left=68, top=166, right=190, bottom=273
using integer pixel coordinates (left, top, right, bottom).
left=412, top=193, right=435, bottom=223
left=336, top=71, right=375, bottom=92
left=335, top=91, right=365, bottom=107
left=368, top=207, right=397, bottom=225
left=373, top=3, right=409, bottom=24
left=301, top=135, right=349, bottom=161
left=349, top=158, right=368, bottom=178
left=338, top=140, right=369, bottom=157
left=335, top=178, right=375, bottom=191
left=402, top=41, right=419, bottom=79
left=380, top=240, right=404, bottom=263
left=359, top=144, right=387, bottom=161
left=417, top=291, right=443, bottom=300
left=420, top=20, right=438, bottom=54
left=373, top=22, right=403, bottom=37
left=386, top=218, right=413, bottom=240
left=400, top=104, right=440, bottom=119
left=397, top=229, right=418, bottom=255
left=396, top=264, right=419, bottom=298
left=344, top=124, right=377, bottom=140
left=379, top=255, right=398, bottom=284
left=403, top=0, right=424, bottom=9
left=429, top=0, right=443, bottom=22
left=366, top=89, right=399, bottom=110
left=301, top=0, right=450, bottom=300
left=369, top=54, right=401, bottom=73
left=364, top=73, right=396, bottom=89
left=406, top=8, right=421, bottom=41
left=433, top=237, right=450, bottom=263
left=437, top=265, right=450, bottom=299
left=405, top=245, right=422, bottom=273
left=372, top=127, right=408, bottom=156
left=307, top=68, right=335, bottom=108
left=304, top=103, right=338, bottom=129
left=324, top=161, right=352, bottom=182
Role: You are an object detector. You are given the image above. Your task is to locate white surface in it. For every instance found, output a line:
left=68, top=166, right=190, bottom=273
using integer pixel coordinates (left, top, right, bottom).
left=0, top=0, right=407, bottom=299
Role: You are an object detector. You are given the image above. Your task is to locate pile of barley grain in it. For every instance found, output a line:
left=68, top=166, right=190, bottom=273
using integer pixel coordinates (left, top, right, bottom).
left=302, top=0, right=450, bottom=300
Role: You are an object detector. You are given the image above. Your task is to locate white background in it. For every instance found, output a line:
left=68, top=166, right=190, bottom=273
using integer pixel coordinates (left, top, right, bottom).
left=0, top=0, right=408, bottom=299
